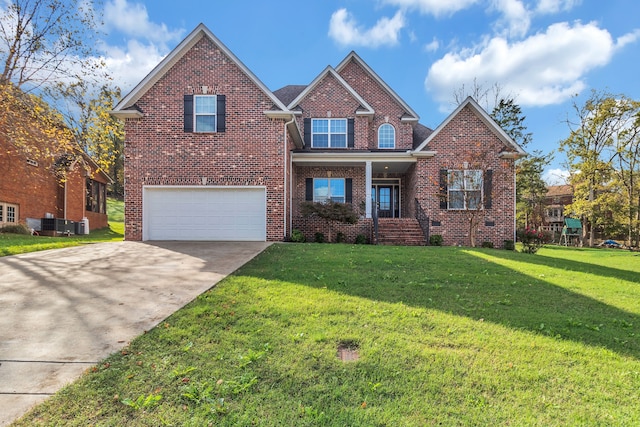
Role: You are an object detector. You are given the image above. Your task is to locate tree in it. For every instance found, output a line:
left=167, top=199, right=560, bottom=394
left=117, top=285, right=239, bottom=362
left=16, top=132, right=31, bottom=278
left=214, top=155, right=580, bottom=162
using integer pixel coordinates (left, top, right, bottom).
left=560, top=91, right=635, bottom=246
left=515, top=151, right=552, bottom=229
left=0, top=0, right=104, bottom=90
left=300, top=201, right=358, bottom=243
left=47, top=82, right=125, bottom=196
left=86, top=86, right=125, bottom=197
left=0, top=82, right=74, bottom=162
left=612, top=101, right=640, bottom=246
left=491, top=98, right=533, bottom=149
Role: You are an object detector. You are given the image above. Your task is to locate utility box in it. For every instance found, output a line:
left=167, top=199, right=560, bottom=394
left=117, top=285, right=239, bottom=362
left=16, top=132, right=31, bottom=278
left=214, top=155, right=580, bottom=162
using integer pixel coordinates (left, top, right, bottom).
left=41, top=218, right=75, bottom=235
left=75, top=221, right=85, bottom=235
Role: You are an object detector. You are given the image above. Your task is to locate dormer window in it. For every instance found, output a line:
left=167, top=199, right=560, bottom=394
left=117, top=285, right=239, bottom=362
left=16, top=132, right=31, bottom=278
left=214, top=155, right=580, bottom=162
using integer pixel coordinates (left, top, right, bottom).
left=378, top=123, right=395, bottom=149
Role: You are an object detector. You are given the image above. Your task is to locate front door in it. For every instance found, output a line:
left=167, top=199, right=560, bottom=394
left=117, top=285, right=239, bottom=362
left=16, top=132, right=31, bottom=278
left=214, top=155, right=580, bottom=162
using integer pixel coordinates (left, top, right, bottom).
left=372, top=184, right=400, bottom=218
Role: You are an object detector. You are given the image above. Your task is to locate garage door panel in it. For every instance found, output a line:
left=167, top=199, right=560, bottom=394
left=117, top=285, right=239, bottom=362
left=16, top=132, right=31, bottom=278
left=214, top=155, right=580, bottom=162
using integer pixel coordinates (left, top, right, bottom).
left=143, top=187, right=266, bottom=241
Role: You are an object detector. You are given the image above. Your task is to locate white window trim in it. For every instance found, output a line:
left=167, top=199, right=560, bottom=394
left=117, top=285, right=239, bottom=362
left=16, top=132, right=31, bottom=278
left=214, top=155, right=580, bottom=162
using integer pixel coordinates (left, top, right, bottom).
left=311, top=118, right=347, bottom=148
left=0, top=202, right=19, bottom=225
left=313, top=178, right=346, bottom=203
left=194, top=94, right=217, bottom=133
left=378, top=123, right=395, bottom=149
left=448, top=169, right=483, bottom=210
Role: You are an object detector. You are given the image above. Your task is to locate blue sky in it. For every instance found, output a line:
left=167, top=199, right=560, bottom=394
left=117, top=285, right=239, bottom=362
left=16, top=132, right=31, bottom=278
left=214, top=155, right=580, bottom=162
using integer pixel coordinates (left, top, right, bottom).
left=96, top=0, right=639, bottom=183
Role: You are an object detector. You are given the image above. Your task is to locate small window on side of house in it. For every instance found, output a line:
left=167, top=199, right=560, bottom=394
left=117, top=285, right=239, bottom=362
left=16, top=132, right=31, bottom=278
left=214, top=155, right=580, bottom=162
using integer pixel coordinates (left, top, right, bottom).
left=0, top=202, right=19, bottom=224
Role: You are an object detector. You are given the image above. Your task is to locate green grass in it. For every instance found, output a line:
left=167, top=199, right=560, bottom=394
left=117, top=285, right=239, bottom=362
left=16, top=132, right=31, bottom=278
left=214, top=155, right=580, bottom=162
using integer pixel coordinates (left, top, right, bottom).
left=0, top=198, right=124, bottom=256
left=12, top=244, right=640, bottom=426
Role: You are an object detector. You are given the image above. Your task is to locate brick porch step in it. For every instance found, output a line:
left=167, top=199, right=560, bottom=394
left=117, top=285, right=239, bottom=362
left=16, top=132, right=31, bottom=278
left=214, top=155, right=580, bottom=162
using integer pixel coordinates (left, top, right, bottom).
left=377, top=218, right=427, bottom=246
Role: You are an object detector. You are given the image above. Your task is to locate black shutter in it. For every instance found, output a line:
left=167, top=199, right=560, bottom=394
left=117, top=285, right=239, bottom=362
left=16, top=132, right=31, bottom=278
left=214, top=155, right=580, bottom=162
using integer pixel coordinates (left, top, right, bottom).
left=183, top=95, right=194, bottom=132
left=439, top=169, right=448, bottom=209
left=305, top=178, right=313, bottom=201
left=216, top=95, right=226, bottom=132
left=484, top=169, right=493, bottom=209
left=347, top=118, right=355, bottom=148
left=304, top=118, right=311, bottom=147
left=345, top=178, right=352, bottom=203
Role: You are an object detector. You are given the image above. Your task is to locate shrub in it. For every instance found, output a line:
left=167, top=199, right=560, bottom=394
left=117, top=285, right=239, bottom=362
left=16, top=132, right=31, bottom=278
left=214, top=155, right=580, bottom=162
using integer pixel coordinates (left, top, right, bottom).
left=517, top=228, right=546, bottom=254
left=354, top=234, right=368, bottom=244
left=503, top=240, right=515, bottom=251
left=314, top=232, right=326, bottom=243
left=481, top=241, right=494, bottom=248
left=290, top=229, right=306, bottom=243
left=336, top=232, right=346, bottom=243
left=0, top=224, right=31, bottom=235
left=429, top=234, right=443, bottom=246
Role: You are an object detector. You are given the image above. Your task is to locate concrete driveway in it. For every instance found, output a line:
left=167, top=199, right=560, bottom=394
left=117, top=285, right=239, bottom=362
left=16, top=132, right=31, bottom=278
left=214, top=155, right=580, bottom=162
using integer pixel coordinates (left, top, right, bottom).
left=0, top=241, right=269, bottom=426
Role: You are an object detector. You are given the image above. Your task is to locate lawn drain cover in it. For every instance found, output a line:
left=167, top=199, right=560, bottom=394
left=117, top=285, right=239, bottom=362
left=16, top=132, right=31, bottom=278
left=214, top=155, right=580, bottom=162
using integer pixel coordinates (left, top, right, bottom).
left=337, top=341, right=359, bottom=362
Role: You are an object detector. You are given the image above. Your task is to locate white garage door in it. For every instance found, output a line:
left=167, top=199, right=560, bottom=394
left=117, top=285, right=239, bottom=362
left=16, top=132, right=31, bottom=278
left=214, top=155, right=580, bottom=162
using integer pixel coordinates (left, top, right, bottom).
left=143, top=186, right=266, bottom=241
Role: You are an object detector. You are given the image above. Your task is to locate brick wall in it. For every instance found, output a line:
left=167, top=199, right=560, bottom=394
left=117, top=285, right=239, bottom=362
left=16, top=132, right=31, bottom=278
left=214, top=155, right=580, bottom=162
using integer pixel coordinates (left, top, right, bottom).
left=292, top=165, right=371, bottom=242
left=414, top=105, right=516, bottom=248
left=0, top=140, right=108, bottom=230
left=123, top=35, right=287, bottom=241
left=338, top=59, right=414, bottom=150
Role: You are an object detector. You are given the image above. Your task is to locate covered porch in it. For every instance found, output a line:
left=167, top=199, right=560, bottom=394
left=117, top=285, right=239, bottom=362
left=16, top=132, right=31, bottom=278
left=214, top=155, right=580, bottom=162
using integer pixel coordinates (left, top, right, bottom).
left=291, top=151, right=434, bottom=219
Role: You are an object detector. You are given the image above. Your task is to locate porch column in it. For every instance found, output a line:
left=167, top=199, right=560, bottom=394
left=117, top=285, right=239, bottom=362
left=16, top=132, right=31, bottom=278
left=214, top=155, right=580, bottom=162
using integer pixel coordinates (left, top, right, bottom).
left=365, top=161, right=372, bottom=218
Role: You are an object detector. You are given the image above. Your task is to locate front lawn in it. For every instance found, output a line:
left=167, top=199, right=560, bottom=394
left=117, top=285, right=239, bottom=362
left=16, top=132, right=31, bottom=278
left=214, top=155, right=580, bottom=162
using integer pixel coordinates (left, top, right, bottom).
left=13, top=244, right=640, bottom=426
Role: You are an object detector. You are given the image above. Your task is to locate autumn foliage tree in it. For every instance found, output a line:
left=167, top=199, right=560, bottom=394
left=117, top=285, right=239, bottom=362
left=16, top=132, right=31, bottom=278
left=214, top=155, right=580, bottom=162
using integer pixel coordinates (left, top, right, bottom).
left=560, top=90, right=639, bottom=246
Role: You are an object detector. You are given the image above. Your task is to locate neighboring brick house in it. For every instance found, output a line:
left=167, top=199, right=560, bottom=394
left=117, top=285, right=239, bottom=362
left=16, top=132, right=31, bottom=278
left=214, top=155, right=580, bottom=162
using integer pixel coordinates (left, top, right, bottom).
left=542, top=185, right=573, bottom=234
left=111, top=24, right=526, bottom=247
left=0, top=135, right=110, bottom=232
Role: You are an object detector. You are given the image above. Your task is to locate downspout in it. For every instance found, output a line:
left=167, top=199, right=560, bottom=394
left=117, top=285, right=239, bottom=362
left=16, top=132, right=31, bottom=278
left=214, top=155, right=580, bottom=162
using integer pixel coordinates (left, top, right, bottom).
left=284, top=114, right=296, bottom=240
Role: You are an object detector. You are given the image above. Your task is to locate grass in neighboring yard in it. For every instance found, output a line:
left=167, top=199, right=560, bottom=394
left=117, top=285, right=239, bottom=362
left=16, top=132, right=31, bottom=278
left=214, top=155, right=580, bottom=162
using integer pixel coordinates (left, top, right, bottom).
left=0, top=198, right=124, bottom=256
left=13, top=244, right=640, bottom=426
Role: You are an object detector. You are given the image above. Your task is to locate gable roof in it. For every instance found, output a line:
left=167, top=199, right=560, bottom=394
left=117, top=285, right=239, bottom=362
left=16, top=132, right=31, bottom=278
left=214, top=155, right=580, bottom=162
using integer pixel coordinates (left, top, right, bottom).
left=335, top=51, right=419, bottom=122
left=286, top=66, right=375, bottom=117
left=111, top=23, right=290, bottom=117
left=414, top=96, right=527, bottom=158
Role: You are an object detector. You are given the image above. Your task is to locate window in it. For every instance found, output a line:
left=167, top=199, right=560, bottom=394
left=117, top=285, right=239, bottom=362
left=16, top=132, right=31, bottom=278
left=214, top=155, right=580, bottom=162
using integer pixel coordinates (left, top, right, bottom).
left=183, top=94, right=226, bottom=133
left=313, top=178, right=346, bottom=203
left=312, top=119, right=347, bottom=148
left=0, top=202, right=19, bottom=225
left=195, top=95, right=217, bottom=132
left=378, top=123, right=395, bottom=149
left=86, top=179, right=107, bottom=214
left=448, top=170, right=482, bottom=210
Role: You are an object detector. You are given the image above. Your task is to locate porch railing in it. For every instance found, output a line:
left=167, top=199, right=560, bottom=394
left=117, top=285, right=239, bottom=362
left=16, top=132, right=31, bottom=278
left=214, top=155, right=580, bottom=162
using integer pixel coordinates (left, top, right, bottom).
left=414, top=198, right=430, bottom=244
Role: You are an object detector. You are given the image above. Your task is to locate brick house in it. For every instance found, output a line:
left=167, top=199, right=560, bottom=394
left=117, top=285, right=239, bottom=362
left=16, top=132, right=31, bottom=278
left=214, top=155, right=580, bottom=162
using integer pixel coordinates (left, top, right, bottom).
left=542, top=184, right=573, bottom=236
left=111, top=24, right=526, bottom=247
left=0, top=135, right=110, bottom=232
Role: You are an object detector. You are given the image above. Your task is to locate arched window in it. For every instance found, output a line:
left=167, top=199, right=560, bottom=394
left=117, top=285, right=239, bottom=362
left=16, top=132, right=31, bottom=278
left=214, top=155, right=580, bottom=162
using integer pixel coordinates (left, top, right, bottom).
left=378, top=123, right=395, bottom=149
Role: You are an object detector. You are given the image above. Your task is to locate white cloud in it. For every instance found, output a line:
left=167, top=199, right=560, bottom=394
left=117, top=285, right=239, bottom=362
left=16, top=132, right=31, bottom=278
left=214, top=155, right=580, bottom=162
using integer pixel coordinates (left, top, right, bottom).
left=424, top=37, right=440, bottom=52
left=382, top=0, right=479, bottom=17
left=543, top=168, right=570, bottom=185
left=98, top=39, right=166, bottom=90
left=93, top=0, right=186, bottom=91
left=615, top=29, right=640, bottom=50
left=329, top=8, right=405, bottom=48
left=425, top=21, right=627, bottom=108
left=491, top=0, right=531, bottom=38
left=103, top=0, right=183, bottom=47
left=536, top=0, right=581, bottom=14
